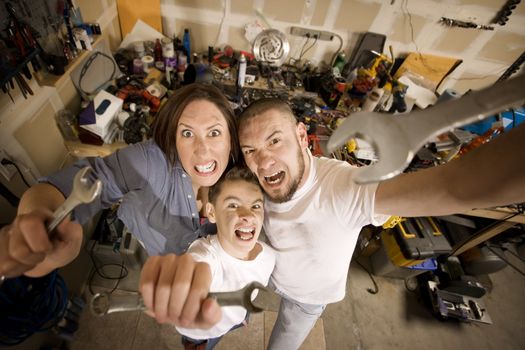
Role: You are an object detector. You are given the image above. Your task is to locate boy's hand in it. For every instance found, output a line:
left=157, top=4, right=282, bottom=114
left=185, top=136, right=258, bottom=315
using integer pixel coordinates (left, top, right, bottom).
left=0, top=210, right=83, bottom=278
left=139, top=254, right=222, bottom=328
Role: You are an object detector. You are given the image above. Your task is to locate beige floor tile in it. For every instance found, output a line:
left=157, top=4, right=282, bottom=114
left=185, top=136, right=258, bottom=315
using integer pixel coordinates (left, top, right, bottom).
left=132, top=313, right=184, bottom=350
left=71, top=290, right=141, bottom=350
left=215, top=312, right=265, bottom=350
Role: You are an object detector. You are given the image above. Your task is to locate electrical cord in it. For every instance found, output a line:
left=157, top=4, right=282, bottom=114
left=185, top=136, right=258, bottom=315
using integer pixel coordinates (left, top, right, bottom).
left=330, top=33, right=344, bottom=66
left=1, top=158, right=31, bottom=187
left=0, top=270, right=68, bottom=346
left=299, top=35, right=318, bottom=61
left=86, top=239, right=128, bottom=295
left=355, top=259, right=379, bottom=294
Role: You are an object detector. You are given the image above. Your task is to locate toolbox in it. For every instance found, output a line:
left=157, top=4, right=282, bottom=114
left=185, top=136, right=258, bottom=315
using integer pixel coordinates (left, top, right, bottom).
left=394, top=217, right=452, bottom=260
left=370, top=231, right=438, bottom=279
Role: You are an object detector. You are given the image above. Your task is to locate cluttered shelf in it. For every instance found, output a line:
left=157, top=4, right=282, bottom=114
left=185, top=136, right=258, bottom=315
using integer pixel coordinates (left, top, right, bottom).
left=36, top=35, right=103, bottom=87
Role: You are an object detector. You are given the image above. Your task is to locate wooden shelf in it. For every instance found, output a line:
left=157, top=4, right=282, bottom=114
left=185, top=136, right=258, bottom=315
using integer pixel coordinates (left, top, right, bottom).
left=463, top=207, right=525, bottom=224
left=64, top=140, right=126, bottom=158
left=36, top=35, right=104, bottom=87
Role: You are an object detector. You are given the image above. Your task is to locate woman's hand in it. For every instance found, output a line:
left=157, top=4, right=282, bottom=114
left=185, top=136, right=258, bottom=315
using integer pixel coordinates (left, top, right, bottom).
left=139, top=254, right=222, bottom=328
left=0, top=210, right=83, bottom=278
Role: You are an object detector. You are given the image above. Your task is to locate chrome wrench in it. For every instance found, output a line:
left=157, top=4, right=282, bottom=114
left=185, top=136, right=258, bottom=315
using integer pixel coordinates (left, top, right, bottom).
left=47, top=166, right=103, bottom=232
left=0, top=167, right=102, bottom=287
left=326, top=73, right=525, bottom=184
left=90, top=281, right=271, bottom=316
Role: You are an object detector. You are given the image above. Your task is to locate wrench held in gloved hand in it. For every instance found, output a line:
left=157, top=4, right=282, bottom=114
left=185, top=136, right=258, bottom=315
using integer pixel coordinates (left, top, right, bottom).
left=327, top=74, right=525, bottom=184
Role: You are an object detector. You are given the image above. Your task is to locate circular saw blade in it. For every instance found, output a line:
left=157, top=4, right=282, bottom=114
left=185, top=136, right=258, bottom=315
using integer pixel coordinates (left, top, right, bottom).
left=252, top=29, right=290, bottom=67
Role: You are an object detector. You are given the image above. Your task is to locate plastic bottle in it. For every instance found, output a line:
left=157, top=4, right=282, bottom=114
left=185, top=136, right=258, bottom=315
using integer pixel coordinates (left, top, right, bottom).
left=55, top=109, right=79, bottom=141
left=154, top=38, right=163, bottom=63
left=183, top=28, right=191, bottom=59
left=238, top=53, right=247, bottom=88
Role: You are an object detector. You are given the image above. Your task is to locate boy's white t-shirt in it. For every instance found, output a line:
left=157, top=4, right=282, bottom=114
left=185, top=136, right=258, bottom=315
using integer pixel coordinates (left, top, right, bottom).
left=265, top=153, right=389, bottom=305
left=176, top=235, right=276, bottom=339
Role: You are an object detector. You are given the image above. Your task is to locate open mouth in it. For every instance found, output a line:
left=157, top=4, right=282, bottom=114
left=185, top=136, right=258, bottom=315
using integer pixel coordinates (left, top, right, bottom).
left=195, top=161, right=217, bottom=174
left=264, top=171, right=285, bottom=185
left=235, top=227, right=255, bottom=241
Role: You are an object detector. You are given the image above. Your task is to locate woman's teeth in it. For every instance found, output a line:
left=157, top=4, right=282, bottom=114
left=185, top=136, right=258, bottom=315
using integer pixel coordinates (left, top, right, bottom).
left=195, top=161, right=216, bottom=174
left=235, top=227, right=255, bottom=241
left=264, top=171, right=284, bottom=184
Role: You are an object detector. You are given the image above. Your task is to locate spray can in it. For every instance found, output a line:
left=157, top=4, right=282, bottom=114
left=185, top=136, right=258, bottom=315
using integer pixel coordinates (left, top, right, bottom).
left=333, top=52, right=346, bottom=76
left=238, top=53, right=247, bottom=88
left=183, top=28, right=191, bottom=60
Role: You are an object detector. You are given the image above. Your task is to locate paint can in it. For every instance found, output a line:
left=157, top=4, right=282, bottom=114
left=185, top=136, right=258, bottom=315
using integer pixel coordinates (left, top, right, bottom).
left=141, top=55, right=154, bottom=73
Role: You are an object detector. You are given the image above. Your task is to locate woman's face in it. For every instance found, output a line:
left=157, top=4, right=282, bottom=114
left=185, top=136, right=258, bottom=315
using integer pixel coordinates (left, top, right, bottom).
left=176, top=99, right=232, bottom=192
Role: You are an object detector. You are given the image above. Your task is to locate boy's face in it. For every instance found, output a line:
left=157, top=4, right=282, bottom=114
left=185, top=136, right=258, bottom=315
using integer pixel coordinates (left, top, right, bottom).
left=206, top=179, right=264, bottom=260
left=239, top=109, right=309, bottom=203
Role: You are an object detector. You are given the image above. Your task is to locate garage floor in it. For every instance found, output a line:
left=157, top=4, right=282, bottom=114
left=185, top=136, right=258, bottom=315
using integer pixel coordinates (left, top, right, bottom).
left=8, top=240, right=525, bottom=350
left=68, top=253, right=525, bottom=350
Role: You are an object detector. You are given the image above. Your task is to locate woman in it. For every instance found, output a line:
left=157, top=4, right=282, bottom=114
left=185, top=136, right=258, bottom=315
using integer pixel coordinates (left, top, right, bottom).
left=0, top=83, right=239, bottom=279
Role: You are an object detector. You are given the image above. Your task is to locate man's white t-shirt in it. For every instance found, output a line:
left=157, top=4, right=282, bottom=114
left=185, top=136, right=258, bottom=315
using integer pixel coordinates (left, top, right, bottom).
left=265, top=153, right=389, bottom=305
left=176, top=235, right=276, bottom=339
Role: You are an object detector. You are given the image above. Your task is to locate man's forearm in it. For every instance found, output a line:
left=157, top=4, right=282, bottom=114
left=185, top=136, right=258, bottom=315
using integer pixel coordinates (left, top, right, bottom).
left=376, top=123, right=525, bottom=217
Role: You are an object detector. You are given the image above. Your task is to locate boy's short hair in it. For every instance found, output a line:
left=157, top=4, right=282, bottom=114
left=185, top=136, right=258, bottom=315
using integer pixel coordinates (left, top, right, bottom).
left=237, top=98, right=297, bottom=129
left=208, top=167, right=262, bottom=205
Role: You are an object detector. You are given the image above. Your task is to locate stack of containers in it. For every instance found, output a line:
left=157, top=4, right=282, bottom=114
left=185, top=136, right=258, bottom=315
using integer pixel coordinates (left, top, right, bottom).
left=370, top=217, right=452, bottom=279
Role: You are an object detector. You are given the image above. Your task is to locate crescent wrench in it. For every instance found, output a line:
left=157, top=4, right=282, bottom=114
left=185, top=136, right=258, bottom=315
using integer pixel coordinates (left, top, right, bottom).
left=327, top=73, right=525, bottom=184
left=47, top=166, right=103, bottom=232
left=90, top=281, right=271, bottom=316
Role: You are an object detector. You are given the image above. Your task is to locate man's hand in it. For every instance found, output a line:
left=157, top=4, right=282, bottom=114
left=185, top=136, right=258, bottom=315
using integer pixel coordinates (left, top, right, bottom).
left=0, top=210, right=83, bottom=278
left=139, top=254, right=222, bottom=328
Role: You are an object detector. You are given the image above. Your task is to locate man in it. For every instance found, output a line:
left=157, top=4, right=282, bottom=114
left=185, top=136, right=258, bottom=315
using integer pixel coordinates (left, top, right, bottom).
left=237, top=98, right=525, bottom=349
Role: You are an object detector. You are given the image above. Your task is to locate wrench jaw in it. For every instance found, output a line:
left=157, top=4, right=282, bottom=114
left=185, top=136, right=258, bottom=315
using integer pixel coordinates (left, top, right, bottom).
left=327, top=112, right=414, bottom=184
left=90, top=292, right=111, bottom=316
left=209, top=281, right=269, bottom=314
left=75, top=167, right=103, bottom=203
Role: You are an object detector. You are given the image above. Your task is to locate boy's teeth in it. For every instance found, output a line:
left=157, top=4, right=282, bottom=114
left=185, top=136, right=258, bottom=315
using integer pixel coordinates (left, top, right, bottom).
left=235, top=227, right=254, bottom=240
left=195, top=161, right=216, bottom=173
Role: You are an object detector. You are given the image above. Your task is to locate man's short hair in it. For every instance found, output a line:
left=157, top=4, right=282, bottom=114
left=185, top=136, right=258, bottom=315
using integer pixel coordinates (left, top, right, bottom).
left=208, top=166, right=262, bottom=204
left=237, top=98, right=296, bottom=129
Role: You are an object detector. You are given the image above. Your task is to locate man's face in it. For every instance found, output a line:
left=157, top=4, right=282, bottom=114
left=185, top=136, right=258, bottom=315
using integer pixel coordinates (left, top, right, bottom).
left=207, top=179, right=264, bottom=260
left=239, top=109, right=309, bottom=203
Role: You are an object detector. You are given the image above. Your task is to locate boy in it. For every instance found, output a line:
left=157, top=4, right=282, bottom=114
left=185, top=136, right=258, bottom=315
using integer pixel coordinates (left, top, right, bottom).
left=140, top=167, right=276, bottom=350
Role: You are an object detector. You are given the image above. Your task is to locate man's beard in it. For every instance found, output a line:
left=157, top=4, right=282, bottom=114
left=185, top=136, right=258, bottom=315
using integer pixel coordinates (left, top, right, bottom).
left=268, top=147, right=305, bottom=204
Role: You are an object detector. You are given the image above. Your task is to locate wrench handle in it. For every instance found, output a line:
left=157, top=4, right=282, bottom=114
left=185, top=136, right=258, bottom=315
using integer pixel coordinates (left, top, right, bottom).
left=402, top=73, right=525, bottom=150
left=47, top=197, right=76, bottom=233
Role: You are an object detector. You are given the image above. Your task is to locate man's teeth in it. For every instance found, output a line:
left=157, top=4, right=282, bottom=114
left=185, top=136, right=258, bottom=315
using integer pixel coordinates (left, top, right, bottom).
left=195, top=161, right=216, bottom=173
left=264, top=171, right=284, bottom=184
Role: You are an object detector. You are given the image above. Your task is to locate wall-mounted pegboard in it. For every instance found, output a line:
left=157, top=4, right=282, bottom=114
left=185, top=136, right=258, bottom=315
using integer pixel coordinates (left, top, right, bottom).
left=1, top=0, right=74, bottom=56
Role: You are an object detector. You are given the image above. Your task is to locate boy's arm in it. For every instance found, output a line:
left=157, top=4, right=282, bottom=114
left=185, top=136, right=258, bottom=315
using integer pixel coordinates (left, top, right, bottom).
left=375, top=123, right=525, bottom=217
left=139, top=253, right=222, bottom=328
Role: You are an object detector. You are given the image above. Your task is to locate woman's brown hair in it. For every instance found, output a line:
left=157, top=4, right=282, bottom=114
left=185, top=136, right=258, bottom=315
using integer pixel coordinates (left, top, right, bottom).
left=152, top=83, right=239, bottom=167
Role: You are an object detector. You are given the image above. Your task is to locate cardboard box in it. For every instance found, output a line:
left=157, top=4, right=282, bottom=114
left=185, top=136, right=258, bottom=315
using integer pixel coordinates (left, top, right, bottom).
left=79, top=90, right=123, bottom=139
